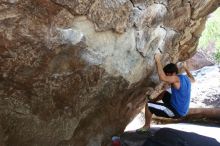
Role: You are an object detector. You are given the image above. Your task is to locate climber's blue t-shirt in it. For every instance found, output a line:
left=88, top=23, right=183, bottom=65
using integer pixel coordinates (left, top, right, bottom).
left=171, top=75, right=191, bottom=116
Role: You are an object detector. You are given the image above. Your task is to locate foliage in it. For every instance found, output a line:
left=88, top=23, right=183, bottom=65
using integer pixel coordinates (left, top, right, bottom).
left=198, top=8, right=220, bottom=63
left=215, top=51, right=220, bottom=64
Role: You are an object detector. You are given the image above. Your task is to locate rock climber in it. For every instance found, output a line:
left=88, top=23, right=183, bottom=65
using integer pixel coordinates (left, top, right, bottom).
left=137, top=53, right=195, bottom=132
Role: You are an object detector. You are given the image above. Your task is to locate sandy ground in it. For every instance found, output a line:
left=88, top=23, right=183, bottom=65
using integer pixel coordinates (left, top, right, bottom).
left=125, top=113, right=220, bottom=143
left=125, top=65, right=220, bottom=142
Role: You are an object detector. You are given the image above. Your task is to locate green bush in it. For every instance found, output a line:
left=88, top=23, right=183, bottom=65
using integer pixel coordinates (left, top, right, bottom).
left=198, top=8, right=220, bottom=63
left=215, top=51, right=220, bottom=64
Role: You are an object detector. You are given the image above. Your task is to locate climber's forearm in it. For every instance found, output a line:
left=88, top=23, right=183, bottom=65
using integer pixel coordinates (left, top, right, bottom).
left=155, top=59, right=167, bottom=81
left=184, top=66, right=195, bottom=83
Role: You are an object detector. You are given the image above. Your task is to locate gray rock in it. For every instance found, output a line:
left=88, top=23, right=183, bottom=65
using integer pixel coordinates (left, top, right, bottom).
left=0, top=0, right=219, bottom=146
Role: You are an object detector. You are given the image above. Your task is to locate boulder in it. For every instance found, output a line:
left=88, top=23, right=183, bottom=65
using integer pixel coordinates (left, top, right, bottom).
left=0, top=0, right=219, bottom=145
left=186, top=52, right=214, bottom=71
left=121, top=128, right=220, bottom=146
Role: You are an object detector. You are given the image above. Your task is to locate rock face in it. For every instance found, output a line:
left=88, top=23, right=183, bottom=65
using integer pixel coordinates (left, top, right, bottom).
left=0, top=0, right=219, bottom=146
left=186, top=51, right=214, bottom=71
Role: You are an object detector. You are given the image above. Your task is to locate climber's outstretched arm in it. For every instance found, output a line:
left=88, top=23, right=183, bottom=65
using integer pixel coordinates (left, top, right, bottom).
left=183, top=62, right=195, bottom=83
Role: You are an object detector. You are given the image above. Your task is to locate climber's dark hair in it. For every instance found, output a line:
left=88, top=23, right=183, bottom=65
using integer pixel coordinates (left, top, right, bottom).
left=163, top=63, right=178, bottom=74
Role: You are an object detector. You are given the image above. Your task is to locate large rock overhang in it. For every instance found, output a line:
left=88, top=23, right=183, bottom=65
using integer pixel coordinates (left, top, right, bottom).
left=0, top=0, right=219, bottom=146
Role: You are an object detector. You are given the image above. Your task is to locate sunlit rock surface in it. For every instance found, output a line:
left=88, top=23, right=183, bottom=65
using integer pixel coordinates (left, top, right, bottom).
left=190, top=65, right=220, bottom=108
left=0, top=0, right=219, bottom=146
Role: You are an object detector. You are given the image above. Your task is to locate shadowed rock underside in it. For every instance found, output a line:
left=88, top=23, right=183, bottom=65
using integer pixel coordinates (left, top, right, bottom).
left=0, top=0, right=219, bottom=146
